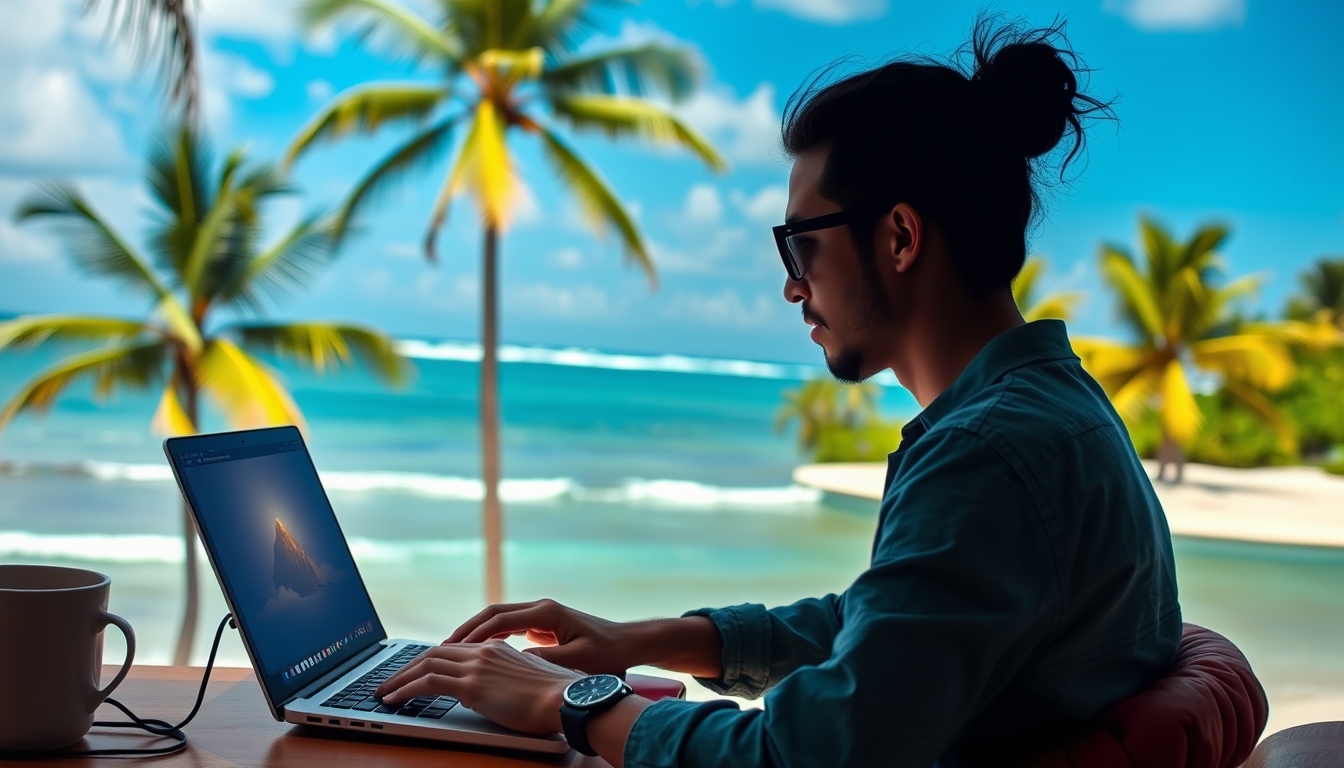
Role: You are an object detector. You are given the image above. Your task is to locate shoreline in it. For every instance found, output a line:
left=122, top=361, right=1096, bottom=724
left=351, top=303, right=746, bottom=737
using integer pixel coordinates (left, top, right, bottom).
left=793, top=460, right=1344, bottom=550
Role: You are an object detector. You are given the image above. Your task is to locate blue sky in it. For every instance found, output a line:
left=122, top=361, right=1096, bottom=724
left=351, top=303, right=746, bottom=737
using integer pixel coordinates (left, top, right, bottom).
left=0, top=0, right=1340, bottom=365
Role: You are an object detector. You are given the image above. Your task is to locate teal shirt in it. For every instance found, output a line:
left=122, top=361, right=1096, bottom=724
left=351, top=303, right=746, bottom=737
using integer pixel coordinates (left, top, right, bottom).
left=624, top=320, right=1181, bottom=768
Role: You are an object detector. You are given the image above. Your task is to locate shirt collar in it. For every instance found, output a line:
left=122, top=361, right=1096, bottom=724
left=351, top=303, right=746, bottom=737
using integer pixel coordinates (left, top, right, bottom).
left=902, top=319, right=1078, bottom=438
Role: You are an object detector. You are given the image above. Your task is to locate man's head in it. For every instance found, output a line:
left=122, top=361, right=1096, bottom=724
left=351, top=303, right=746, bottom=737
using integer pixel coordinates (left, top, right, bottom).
left=777, top=17, right=1109, bottom=383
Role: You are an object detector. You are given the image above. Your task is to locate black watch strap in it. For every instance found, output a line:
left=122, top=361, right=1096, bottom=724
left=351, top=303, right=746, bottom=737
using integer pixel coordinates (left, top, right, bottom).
left=560, top=703, right=598, bottom=756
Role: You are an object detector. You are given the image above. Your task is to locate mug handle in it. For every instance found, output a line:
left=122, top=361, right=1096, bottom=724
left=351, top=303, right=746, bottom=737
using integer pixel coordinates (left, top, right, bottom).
left=88, top=611, right=136, bottom=710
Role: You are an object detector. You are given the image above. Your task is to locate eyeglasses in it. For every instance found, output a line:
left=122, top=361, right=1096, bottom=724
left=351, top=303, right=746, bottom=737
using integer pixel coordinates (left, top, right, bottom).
left=772, top=207, right=880, bottom=281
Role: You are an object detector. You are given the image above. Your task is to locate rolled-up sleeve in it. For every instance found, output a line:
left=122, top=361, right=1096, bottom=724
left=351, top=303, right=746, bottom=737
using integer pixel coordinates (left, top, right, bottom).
left=682, top=593, right=843, bottom=700
left=623, top=428, right=1058, bottom=768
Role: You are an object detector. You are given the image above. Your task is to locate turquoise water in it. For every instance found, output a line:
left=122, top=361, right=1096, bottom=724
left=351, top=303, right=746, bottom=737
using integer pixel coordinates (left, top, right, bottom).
left=1, top=340, right=1341, bottom=716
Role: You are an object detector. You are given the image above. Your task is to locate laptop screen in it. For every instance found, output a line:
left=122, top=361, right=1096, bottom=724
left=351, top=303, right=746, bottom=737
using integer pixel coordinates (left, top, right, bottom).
left=165, top=427, right=386, bottom=707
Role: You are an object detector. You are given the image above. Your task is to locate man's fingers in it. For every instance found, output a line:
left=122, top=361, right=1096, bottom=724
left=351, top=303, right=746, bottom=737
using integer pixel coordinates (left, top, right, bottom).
left=460, top=605, right=558, bottom=644
left=446, top=600, right=552, bottom=644
left=380, top=670, right=462, bottom=706
left=377, top=651, right=469, bottom=697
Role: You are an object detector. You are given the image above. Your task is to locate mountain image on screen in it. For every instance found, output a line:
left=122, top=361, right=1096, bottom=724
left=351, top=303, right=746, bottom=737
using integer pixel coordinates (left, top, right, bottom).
left=272, top=518, right=327, bottom=597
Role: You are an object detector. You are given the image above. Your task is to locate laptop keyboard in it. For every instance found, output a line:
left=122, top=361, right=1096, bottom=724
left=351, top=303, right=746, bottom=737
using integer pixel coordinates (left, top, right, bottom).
left=320, top=644, right=460, bottom=719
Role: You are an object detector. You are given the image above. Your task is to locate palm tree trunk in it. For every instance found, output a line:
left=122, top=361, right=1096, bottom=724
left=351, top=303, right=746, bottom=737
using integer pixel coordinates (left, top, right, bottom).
left=480, top=224, right=504, bottom=605
left=1156, top=432, right=1186, bottom=484
left=172, top=368, right=201, bottom=665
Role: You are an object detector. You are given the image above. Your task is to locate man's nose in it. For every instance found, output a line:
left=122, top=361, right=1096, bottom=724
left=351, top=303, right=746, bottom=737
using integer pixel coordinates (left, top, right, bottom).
left=783, top=275, right=809, bottom=304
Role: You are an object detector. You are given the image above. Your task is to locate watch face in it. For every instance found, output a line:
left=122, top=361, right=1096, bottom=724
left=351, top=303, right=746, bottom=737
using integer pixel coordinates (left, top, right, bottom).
left=564, top=674, right=624, bottom=707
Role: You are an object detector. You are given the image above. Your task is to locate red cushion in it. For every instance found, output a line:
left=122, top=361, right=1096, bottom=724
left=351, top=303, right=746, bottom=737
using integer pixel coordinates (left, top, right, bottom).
left=1014, top=623, right=1269, bottom=768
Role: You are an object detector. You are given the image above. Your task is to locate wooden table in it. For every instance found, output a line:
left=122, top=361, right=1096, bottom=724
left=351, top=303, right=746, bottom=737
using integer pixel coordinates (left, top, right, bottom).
left=28, top=666, right=608, bottom=767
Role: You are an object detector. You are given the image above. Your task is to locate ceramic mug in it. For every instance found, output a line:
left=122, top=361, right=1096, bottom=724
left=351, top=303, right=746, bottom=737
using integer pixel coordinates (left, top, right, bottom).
left=0, top=564, right=135, bottom=751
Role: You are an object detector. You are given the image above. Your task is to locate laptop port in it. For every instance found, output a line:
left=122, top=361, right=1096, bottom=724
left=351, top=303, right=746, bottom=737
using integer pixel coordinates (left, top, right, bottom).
left=328, top=718, right=341, bottom=725
left=371, top=724, right=384, bottom=730
left=306, top=716, right=322, bottom=724
left=349, top=721, right=365, bottom=728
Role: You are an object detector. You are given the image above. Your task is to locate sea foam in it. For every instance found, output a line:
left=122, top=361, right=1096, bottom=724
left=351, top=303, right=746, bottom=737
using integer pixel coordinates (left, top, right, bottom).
left=50, top=462, right=823, bottom=508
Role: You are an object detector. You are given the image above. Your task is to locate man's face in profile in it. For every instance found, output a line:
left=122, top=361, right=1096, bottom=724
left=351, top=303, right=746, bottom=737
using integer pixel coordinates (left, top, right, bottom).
left=782, top=148, right=895, bottom=383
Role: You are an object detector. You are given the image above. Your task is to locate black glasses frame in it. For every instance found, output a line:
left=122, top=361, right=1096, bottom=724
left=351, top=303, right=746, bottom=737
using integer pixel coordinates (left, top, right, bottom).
left=772, top=208, right=881, bottom=281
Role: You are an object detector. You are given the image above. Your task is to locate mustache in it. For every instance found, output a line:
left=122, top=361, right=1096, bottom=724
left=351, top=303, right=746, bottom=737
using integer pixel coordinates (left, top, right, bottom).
left=802, top=303, right=826, bottom=328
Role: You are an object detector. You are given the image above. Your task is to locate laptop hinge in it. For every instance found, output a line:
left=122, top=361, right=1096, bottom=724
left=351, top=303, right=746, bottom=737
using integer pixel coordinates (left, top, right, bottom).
left=279, top=639, right=388, bottom=711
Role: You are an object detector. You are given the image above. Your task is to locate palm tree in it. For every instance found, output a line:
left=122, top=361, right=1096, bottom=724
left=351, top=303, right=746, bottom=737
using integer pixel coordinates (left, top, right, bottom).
left=0, top=126, right=407, bottom=664
left=1287, top=256, right=1344, bottom=331
left=82, top=0, right=200, bottom=123
left=1072, top=217, right=1298, bottom=482
left=286, top=0, right=725, bottom=604
left=1013, top=255, right=1081, bottom=321
left=776, top=378, right=882, bottom=453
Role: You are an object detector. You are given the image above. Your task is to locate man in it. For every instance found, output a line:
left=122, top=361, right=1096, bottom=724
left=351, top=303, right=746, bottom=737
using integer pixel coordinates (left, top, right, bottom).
left=376, top=20, right=1181, bottom=768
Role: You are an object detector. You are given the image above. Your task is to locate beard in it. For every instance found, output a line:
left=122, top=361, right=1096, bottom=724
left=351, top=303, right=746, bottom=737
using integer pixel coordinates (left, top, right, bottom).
left=824, top=347, right=867, bottom=383
left=816, top=253, right=894, bottom=383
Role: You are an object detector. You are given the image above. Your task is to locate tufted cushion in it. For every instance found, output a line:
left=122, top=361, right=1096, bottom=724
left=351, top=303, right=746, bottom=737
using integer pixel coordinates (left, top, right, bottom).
left=1010, top=623, right=1269, bottom=768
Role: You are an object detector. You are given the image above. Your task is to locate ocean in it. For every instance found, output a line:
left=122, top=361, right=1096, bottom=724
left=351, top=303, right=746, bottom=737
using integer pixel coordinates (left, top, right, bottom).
left=2, top=338, right=1342, bottom=718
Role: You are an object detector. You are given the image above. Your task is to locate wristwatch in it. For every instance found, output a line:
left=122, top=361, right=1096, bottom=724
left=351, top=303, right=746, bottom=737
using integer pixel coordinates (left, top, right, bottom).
left=559, top=674, right=634, bottom=756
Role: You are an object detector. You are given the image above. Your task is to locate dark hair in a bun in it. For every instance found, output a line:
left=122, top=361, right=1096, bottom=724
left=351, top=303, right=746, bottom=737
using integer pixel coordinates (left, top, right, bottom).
left=782, top=15, right=1113, bottom=296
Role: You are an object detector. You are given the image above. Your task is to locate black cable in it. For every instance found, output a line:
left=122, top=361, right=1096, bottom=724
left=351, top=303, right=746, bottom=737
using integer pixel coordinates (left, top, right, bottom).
left=0, top=613, right=235, bottom=760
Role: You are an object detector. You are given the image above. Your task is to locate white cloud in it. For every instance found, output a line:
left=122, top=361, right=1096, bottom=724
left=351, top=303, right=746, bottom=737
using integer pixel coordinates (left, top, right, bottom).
left=1104, top=0, right=1246, bottom=30
left=652, top=227, right=751, bottom=275
left=509, top=283, right=614, bottom=319
left=0, top=68, right=132, bottom=175
left=307, top=79, right=334, bottom=103
left=0, top=0, right=134, bottom=175
left=662, top=289, right=777, bottom=328
left=683, top=184, right=724, bottom=224
left=700, top=0, right=886, bottom=23
left=197, top=0, right=301, bottom=45
left=752, top=0, right=887, bottom=24
left=202, top=50, right=275, bottom=98
left=678, top=83, right=783, bottom=166
left=553, top=247, right=585, bottom=270
left=730, top=185, right=789, bottom=225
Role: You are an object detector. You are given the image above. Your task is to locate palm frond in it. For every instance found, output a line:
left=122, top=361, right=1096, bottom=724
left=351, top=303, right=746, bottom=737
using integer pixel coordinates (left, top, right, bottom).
left=543, top=44, right=700, bottom=101
left=16, top=184, right=173, bottom=300
left=196, top=338, right=306, bottom=432
left=285, top=84, right=451, bottom=166
left=1158, top=358, right=1201, bottom=447
left=1109, top=366, right=1162, bottom=424
left=215, top=214, right=341, bottom=311
left=1099, top=246, right=1163, bottom=342
left=332, top=116, right=459, bottom=242
left=537, top=126, right=654, bottom=285
left=233, top=322, right=409, bottom=385
left=0, top=342, right=167, bottom=431
left=526, top=0, right=612, bottom=52
left=548, top=95, right=727, bottom=171
left=84, top=0, right=199, bottom=121
left=1221, top=379, right=1298, bottom=453
left=1012, top=256, right=1043, bottom=309
left=299, top=0, right=463, bottom=63
left=145, top=127, right=213, bottom=276
left=0, top=315, right=149, bottom=353
left=1189, top=334, right=1295, bottom=392
left=433, top=100, right=518, bottom=235
left=151, top=384, right=196, bottom=436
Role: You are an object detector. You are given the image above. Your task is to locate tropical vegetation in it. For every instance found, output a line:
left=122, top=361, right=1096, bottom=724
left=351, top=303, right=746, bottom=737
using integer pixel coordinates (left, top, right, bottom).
left=1070, top=218, right=1312, bottom=482
left=0, top=126, right=407, bottom=664
left=287, top=0, right=726, bottom=603
left=776, top=377, right=899, bottom=463
left=1013, top=255, right=1080, bottom=322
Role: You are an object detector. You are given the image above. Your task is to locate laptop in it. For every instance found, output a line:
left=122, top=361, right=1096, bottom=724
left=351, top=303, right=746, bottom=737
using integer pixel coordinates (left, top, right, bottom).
left=163, top=425, right=569, bottom=753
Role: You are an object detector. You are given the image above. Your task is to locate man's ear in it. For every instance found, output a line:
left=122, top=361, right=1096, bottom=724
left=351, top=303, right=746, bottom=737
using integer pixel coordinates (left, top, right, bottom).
left=884, top=203, right=923, bottom=274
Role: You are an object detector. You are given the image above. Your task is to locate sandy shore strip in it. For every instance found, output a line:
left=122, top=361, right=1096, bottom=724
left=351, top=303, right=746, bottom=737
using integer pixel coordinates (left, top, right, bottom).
left=793, top=461, right=1344, bottom=549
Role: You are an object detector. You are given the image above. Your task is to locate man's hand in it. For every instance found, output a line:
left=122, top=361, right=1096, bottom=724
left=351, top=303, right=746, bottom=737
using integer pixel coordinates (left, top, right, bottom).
left=446, top=598, right=635, bottom=674
left=447, top=598, right=725, bottom=679
left=373, top=641, right=582, bottom=734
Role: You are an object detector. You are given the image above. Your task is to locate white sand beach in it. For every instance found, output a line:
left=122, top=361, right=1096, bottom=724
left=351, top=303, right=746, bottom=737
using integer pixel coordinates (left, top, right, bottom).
left=792, top=460, right=1344, bottom=739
